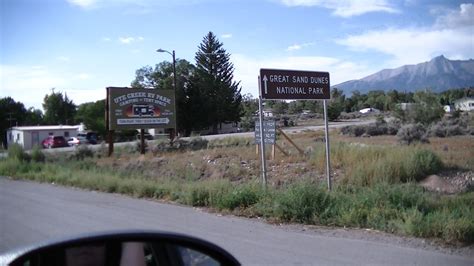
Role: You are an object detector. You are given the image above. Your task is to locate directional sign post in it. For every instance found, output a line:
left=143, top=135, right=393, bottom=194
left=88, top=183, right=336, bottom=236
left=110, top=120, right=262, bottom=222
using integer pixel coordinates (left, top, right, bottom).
left=255, top=120, right=276, bottom=144
left=259, top=68, right=332, bottom=190
left=260, top=69, right=330, bottom=100
left=257, top=77, right=267, bottom=187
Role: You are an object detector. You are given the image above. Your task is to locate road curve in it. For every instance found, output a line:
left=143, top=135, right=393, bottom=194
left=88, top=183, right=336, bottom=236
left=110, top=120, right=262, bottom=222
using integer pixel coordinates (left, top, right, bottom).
left=1, top=178, right=472, bottom=265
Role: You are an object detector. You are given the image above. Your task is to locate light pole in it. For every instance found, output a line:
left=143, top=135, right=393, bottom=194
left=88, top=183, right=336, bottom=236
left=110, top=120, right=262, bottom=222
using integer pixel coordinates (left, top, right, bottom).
left=156, top=48, right=177, bottom=139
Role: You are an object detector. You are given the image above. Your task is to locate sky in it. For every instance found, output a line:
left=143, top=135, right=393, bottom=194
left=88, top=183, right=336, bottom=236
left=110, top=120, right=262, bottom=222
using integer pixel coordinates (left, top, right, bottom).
left=1, top=0, right=473, bottom=110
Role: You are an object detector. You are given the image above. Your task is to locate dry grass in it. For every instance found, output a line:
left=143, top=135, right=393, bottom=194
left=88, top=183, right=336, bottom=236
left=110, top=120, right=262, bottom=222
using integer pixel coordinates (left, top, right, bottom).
left=428, top=136, right=474, bottom=170
left=334, top=134, right=473, bottom=171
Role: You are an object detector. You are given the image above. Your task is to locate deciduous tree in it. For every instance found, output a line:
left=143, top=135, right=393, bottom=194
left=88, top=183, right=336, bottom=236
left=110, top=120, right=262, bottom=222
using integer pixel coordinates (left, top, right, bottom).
left=42, top=89, right=76, bottom=125
left=131, top=60, right=196, bottom=135
left=75, top=100, right=106, bottom=138
left=0, top=97, right=27, bottom=148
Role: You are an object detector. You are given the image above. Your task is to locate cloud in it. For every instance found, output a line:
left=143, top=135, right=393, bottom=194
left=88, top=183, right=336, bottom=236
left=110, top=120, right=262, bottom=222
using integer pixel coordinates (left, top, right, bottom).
left=102, top=37, right=112, bottom=42
left=434, top=3, right=474, bottom=29
left=0, top=65, right=67, bottom=109
left=67, top=0, right=97, bottom=8
left=0, top=65, right=104, bottom=110
left=231, top=54, right=374, bottom=97
left=67, top=0, right=204, bottom=11
left=338, top=27, right=472, bottom=67
left=279, top=0, right=399, bottom=17
left=119, top=37, right=134, bottom=44
left=221, top=33, right=233, bottom=39
left=118, top=36, right=144, bottom=44
left=336, top=3, right=474, bottom=67
left=286, top=42, right=315, bottom=51
left=287, top=44, right=302, bottom=51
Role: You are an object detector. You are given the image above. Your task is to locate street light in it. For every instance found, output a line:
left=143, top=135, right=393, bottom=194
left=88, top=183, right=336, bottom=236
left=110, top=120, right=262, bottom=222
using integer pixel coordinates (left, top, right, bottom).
left=156, top=48, right=177, bottom=139
left=156, top=49, right=177, bottom=92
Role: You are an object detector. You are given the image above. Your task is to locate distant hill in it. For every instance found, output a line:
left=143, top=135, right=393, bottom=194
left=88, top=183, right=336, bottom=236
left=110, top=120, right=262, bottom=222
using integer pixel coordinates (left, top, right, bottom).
left=333, top=55, right=474, bottom=95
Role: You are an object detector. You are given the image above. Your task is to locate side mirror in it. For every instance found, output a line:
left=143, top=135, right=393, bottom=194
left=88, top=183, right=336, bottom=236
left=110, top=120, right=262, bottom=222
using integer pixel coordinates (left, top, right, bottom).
left=2, top=230, right=240, bottom=266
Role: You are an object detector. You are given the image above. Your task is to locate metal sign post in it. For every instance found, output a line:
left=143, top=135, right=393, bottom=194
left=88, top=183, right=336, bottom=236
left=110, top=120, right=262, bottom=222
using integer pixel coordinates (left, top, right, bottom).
left=323, top=100, right=332, bottom=191
left=258, top=76, right=267, bottom=187
left=258, top=68, right=332, bottom=191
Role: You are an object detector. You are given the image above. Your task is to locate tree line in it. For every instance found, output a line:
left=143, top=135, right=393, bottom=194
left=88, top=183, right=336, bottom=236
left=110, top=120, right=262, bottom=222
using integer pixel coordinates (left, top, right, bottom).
left=1, top=32, right=242, bottom=147
left=1, top=31, right=472, bottom=148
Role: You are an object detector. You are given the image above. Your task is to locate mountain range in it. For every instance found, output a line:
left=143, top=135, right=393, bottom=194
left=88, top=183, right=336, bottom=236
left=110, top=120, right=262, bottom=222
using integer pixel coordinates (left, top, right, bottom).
left=333, top=55, right=474, bottom=94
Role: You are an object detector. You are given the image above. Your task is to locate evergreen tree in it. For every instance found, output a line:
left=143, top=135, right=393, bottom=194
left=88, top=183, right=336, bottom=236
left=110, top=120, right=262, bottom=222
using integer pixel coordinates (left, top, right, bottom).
left=327, top=88, right=345, bottom=121
left=193, top=32, right=242, bottom=134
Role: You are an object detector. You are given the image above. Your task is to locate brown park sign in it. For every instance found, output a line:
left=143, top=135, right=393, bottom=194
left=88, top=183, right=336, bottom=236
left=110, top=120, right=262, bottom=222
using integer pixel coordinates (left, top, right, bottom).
left=107, top=87, right=176, bottom=130
left=260, top=69, right=330, bottom=100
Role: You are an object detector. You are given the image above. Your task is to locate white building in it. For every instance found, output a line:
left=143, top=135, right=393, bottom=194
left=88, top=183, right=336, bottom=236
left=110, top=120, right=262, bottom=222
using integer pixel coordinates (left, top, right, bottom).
left=7, top=125, right=79, bottom=150
left=454, top=97, right=474, bottom=112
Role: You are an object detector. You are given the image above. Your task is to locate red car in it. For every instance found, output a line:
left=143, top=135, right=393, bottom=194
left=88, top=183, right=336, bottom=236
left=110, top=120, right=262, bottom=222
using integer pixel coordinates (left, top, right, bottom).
left=42, top=136, right=68, bottom=149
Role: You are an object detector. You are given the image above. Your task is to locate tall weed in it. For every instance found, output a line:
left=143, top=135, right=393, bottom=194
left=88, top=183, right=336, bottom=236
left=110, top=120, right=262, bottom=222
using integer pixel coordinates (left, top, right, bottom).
left=311, top=143, right=443, bottom=186
left=273, top=181, right=330, bottom=223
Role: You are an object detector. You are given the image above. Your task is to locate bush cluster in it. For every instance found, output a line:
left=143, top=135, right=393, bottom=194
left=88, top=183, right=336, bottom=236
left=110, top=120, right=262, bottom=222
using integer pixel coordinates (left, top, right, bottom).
left=396, top=123, right=429, bottom=145
left=428, top=113, right=473, bottom=137
left=72, top=145, right=94, bottom=160
left=340, top=121, right=399, bottom=137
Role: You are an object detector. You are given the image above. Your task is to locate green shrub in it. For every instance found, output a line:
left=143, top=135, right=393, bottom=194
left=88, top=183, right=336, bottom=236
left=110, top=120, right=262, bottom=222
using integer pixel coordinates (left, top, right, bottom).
left=181, top=180, right=236, bottom=208
left=0, top=157, right=23, bottom=176
left=340, top=123, right=397, bottom=137
left=207, top=137, right=251, bottom=148
left=340, top=125, right=366, bottom=136
left=217, top=183, right=264, bottom=210
left=73, top=145, right=94, bottom=160
left=274, top=182, right=330, bottom=223
left=185, top=184, right=211, bottom=206
left=188, top=137, right=209, bottom=150
left=7, top=143, right=30, bottom=162
left=30, top=146, right=45, bottom=162
left=409, top=149, right=443, bottom=181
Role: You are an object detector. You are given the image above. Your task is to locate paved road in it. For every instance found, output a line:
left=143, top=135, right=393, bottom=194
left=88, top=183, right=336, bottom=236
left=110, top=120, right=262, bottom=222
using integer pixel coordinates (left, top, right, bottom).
left=1, top=178, right=472, bottom=265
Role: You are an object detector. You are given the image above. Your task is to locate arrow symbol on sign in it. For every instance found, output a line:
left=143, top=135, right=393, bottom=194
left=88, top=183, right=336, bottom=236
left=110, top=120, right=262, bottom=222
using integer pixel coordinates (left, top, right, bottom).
left=262, top=75, right=268, bottom=94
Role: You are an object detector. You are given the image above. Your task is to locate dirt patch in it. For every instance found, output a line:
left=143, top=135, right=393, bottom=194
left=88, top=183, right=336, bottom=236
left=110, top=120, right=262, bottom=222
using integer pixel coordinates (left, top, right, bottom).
left=420, top=170, right=473, bottom=193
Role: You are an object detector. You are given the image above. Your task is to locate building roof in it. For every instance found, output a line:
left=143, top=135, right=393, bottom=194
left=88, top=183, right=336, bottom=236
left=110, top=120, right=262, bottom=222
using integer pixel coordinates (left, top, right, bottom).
left=10, top=125, right=80, bottom=131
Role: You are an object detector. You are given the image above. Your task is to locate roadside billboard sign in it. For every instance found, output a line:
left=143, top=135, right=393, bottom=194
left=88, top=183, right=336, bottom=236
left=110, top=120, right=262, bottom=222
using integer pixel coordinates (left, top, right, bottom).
left=107, top=87, right=176, bottom=130
left=260, top=68, right=330, bottom=100
left=254, top=120, right=276, bottom=144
